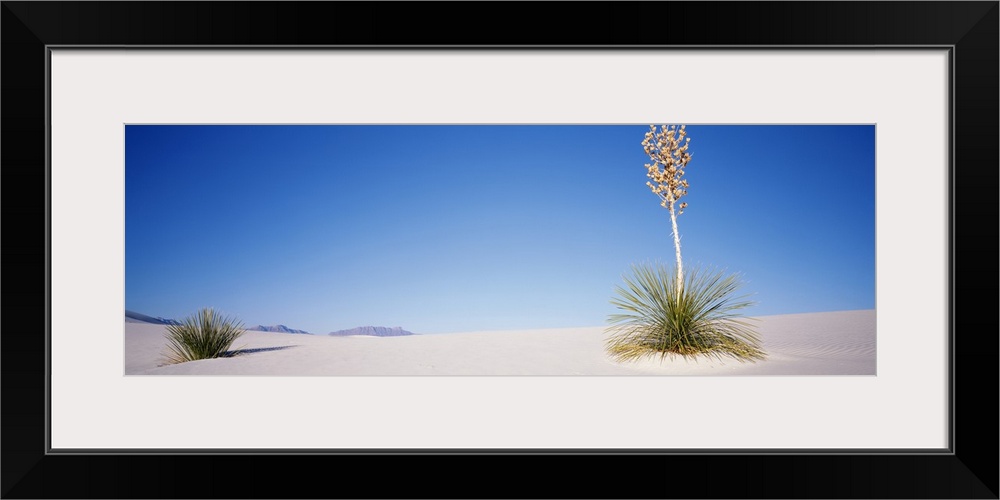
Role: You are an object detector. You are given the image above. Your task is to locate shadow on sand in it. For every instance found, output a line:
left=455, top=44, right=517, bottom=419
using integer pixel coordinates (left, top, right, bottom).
left=223, top=345, right=298, bottom=357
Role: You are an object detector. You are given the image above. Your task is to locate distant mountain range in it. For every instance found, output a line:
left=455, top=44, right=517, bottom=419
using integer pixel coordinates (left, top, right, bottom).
left=248, top=325, right=310, bottom=334
left=125, top=311, right=410, bottom=337
left=125, top=310, right=181, bottom=325
left=328, top=326, right=415, bottom=337
left=125, top=311, right=309, bottom=334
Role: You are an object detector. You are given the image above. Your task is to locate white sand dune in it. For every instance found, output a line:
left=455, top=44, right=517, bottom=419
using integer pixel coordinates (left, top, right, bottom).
left=125, top=310, right=875, bottom=376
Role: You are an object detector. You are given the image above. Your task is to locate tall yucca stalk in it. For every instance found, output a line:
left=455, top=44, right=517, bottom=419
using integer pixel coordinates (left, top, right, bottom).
left=642, top=124, right=692, bottom=300
left=163, top=308, right=246, bottom=364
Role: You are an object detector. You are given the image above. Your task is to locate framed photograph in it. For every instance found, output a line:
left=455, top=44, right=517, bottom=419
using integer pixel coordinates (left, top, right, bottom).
left=120, top=122, right=877, bottom=379
left=3, top=2, right=996, bottom=498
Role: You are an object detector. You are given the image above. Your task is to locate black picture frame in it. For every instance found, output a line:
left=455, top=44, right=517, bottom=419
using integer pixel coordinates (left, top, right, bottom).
left=3, top=2, right=996, bottom=498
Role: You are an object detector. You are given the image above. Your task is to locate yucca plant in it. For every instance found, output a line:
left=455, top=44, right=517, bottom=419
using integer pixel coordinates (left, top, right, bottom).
left=607, top=263, right=764, bottom=362
left=606, top=124, right=764, bottom=363
left=163, top=307, right=246, bottom=364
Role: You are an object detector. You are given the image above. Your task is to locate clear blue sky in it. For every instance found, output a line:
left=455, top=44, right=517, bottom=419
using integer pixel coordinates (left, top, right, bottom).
left=125, top=125, right=875, bottom=334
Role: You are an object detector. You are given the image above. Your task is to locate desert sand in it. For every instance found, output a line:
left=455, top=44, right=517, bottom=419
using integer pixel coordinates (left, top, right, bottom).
left=124, top=309, right=875, bottom=376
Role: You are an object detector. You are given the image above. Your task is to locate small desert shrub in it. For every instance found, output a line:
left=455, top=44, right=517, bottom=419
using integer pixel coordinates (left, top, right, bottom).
left=163, top=308, right=246, bottom=364
left=606, top=263, right=765, bottom=363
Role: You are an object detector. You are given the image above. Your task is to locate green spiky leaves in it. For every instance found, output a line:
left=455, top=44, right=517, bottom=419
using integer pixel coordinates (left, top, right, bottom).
left=163, top=308, right=246, bottom=364
left=606, top=263, right=765, bottom=363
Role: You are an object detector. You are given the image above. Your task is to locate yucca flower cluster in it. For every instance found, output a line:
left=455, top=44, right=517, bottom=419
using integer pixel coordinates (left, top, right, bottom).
left=642, top=124, right=692, bottom=214
left=641, top=124, right=692, bottom=296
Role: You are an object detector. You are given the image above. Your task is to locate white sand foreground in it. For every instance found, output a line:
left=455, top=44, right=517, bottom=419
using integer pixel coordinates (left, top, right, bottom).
left=125, top=310, right=875, bottom=376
